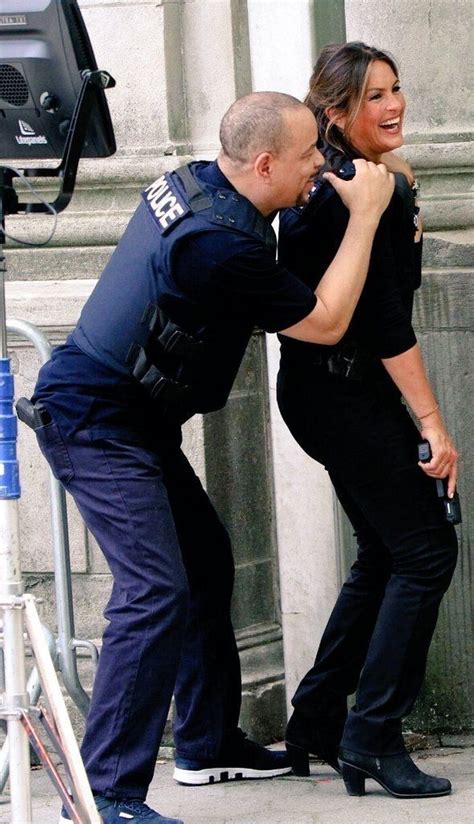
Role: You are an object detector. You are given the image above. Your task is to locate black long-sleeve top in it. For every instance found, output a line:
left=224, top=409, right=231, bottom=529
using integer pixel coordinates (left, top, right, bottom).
left=278, top=171, right=422, bottom=367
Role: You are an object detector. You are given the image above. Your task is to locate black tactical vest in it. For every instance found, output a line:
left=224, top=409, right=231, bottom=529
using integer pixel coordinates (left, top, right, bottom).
left=72, top=162, right=276, bottom=421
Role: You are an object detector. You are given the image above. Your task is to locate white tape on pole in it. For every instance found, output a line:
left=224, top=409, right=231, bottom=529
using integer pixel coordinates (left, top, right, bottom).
left=23, top=595, right=102, bottom=824
left=0, top=498, right=32, bottom=823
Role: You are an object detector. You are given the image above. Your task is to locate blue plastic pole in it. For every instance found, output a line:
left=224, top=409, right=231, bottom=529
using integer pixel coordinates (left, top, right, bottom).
left=0, top=356, right=21, bottom=500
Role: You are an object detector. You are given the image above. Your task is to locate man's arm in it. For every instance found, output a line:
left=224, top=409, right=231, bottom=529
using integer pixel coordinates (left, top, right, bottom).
left=280, top=159, right=394, bottom=345
left=382, top=343, right=458, bottom=496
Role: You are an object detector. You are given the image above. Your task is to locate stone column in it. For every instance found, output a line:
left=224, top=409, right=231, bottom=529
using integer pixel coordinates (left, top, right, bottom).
left=178, top=0, right=290, bottom=741
left=247, top=0, right=342, bottom=709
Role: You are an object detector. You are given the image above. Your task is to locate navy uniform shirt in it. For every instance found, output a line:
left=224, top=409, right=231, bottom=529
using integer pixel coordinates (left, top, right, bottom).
left=33, top=161, right=316, bottom=438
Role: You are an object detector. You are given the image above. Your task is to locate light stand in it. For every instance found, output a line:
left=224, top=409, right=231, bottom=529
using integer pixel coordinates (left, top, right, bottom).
left=0, top=69, right=114, bottom=824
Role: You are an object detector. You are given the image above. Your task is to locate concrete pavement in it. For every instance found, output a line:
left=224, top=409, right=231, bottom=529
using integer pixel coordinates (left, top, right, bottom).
left=0, top=738, right=473, bottom=824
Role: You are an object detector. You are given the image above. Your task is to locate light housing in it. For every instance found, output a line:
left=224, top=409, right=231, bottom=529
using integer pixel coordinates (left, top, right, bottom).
left=0, top=0, right=116, bottom=160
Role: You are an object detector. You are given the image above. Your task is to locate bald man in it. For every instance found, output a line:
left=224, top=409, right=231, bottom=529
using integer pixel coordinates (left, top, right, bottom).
left=27, top=92, right=393, bottom=824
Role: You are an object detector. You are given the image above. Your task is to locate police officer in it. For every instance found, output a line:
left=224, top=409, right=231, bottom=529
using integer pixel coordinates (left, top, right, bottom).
left=28, top=92, right=393, bottom=824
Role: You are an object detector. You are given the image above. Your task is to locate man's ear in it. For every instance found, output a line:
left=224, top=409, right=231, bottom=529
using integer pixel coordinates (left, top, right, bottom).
left=326, top=107, right=346, bottom=132
left=254, top=151, right=273, bottom=182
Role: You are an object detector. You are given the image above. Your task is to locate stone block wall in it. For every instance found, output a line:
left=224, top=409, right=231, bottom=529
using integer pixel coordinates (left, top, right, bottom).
left=2, top=0, right=472, bottom=742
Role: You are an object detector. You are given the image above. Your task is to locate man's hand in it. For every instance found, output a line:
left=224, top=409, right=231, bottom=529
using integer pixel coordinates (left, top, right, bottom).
left=323, top=159, right=394, bottom=221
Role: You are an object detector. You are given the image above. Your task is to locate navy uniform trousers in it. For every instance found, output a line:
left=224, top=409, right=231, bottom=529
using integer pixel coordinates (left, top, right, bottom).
left=35, top=418, right=241, bottom=800
left=277, top=360, right=458, bottom=756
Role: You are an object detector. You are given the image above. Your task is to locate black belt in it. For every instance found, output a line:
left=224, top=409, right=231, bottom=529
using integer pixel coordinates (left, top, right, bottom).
left=285, top=344, right=374, bottom=381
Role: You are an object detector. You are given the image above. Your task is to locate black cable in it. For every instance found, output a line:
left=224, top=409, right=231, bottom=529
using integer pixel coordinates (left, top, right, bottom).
left=1, top=165, right=58, bottom=247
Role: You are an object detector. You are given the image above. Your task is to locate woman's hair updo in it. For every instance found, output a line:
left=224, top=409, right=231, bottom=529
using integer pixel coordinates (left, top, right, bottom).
left=306, top=41, right=399, bottom=158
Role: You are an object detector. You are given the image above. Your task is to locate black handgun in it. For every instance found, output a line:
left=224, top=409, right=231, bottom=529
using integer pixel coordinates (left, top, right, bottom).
left=16, top=397, right=52, bottom=430
left=417, top=440, right=462, bottom=525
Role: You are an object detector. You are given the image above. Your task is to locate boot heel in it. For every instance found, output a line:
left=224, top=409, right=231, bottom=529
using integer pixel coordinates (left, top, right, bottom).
left=286, top=742, right=310, bottom=776
left=342, top=763, right=366, bottom=796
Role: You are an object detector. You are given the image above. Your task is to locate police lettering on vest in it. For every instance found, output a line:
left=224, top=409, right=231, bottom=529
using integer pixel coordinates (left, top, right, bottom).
left=143, top=174, right=190, bottom=233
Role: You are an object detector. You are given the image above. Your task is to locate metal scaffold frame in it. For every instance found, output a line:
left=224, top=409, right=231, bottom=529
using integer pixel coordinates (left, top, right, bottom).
left=0, top=319, right=100, bottom=801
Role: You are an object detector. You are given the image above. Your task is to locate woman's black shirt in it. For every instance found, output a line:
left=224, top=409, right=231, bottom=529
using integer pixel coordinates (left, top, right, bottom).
left=278, top=170, right=422, bottom=376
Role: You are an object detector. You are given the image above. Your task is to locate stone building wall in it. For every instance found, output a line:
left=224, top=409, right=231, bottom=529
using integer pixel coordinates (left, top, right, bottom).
left=4, top=0, right=472, bottom=741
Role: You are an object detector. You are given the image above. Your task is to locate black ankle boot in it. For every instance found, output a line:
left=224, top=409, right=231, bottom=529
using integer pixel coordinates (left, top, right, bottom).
left=285, top=710, right=343, bottom=775
left=339, top=747, right=452, bottom=798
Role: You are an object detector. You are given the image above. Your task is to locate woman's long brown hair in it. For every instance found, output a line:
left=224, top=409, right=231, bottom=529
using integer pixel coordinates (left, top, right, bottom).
left=305, top=41, right=399, bottom=159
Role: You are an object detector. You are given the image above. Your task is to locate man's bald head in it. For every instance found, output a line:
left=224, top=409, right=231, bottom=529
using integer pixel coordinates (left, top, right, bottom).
left=219, top=91, right=308, bottom=166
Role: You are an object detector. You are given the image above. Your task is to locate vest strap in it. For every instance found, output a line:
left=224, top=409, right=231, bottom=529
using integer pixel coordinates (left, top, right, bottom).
left=174, top=165, right=213, bottom=213
left=211, top=190, right=276, bottom=250
left=175, top=164, right=276, bottom=250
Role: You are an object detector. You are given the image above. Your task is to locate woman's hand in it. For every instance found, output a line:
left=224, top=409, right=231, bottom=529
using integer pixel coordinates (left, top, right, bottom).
left=380, top=151, right=415, bottom=186
left=381, top=345, right=459, bottom=497
left=419, top=413, right=459, bottom=497
left=381, top=151, right=423, bottom=240
left=414, top=213, right=423, bottom=243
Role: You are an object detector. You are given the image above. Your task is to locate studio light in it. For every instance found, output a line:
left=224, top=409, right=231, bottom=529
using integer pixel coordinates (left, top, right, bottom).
left=0, top=0, right=116, bottom=161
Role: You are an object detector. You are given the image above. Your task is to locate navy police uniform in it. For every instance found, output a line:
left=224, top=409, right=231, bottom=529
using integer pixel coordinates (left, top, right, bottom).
left=277, top=167, right=458, bottom=756
left=32, top=161, right=315, bottom=798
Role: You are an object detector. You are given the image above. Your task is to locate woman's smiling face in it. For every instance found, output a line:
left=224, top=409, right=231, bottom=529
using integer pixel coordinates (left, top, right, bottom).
left=340, top=59, right=406, bottom=161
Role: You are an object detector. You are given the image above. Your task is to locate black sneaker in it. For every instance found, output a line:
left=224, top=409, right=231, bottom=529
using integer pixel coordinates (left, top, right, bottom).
left=59, top=795, right=184, bottom=823
left=173, top=728, right=291, bottom=785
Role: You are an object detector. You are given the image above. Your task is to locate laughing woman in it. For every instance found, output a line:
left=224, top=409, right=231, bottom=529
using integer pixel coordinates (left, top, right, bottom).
left=277, top=42, right=459, bottom=798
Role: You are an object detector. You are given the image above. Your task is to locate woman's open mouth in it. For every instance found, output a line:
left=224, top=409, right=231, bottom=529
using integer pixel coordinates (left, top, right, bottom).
left=380, top=117, right=402, bottom=133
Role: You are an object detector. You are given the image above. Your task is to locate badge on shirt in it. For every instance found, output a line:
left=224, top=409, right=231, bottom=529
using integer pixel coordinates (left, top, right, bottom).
left=142, top=173, right=190, bottom=234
